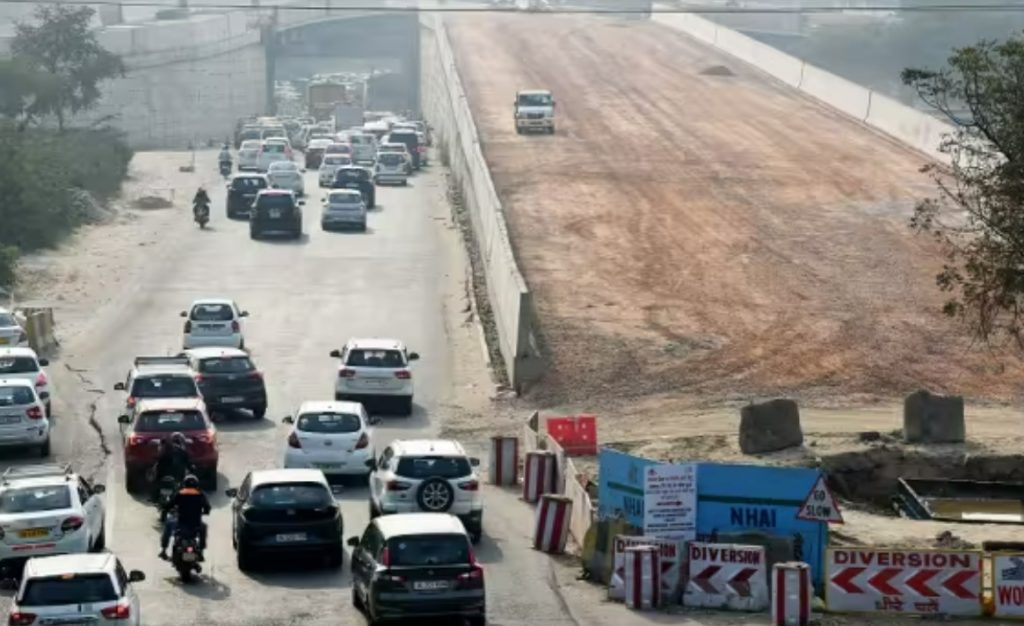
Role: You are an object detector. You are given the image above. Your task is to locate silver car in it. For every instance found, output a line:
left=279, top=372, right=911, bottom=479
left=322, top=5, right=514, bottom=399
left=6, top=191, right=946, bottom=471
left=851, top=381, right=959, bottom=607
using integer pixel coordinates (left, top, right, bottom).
left=321, top=190, right=367, bottom=232
left=374, top=152, right=408, bottom=186
left=267, top=161, right=305, bottom=197
left=318, top=154, right=353, bottom=188
left=0, top=308, right=27, bottom=349
left=237, top=140, right=261, bottom=171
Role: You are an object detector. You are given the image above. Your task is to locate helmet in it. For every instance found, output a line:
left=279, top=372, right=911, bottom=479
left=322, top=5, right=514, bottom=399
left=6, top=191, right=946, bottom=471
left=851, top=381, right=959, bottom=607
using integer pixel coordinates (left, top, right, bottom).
left=183, top=474, right=200, bottom=488
left=170, top=432, right=187, bottom=447
left=222, top=143, right=229, bottom=149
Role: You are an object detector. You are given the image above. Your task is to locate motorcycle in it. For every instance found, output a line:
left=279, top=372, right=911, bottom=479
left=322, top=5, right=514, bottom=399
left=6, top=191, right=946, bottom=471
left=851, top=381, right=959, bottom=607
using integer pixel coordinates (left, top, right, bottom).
left=155, top=475, right=179, bottom=510
left=193, top=201, right=210, bottom=229
left=219, top=160, right=232, bottom=178
left=170, top=524, right=203, bottom=583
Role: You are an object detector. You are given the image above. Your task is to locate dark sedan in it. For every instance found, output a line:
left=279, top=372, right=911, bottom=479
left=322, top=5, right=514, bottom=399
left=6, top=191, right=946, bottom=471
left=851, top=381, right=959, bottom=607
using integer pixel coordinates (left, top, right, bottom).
left=181, top=347, right=267, bottom=419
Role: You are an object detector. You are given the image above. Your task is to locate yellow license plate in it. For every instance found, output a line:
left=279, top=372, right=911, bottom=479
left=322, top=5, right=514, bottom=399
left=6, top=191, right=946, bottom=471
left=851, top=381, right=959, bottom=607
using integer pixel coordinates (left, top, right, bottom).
left=18, top=528, right=48, bottom=539
left=0, top=337, right=8, bottom=345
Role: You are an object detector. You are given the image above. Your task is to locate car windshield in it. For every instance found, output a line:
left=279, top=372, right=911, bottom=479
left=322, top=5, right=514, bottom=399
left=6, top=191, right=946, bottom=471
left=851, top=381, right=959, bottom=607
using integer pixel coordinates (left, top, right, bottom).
left=130, top=375, right=197, bottom=398
left=0, top=356, right=38, bottom=374
left=190, top=303, right=234, bottom=321
left=297, top=412, right=361, bottom=433
left=232, top=177, right=267, bottom=190
left=379, top=154, right=404, bottom=166
left=21, top=574, right=118, bottom=607
left=346, top=349, right=404, bottom=367
left=395, top=456, right=472, bottom=479
left=0, top=313, right=17, bottom=327
left=387, top=534, right=471, bottom=566
left=136, top=410, right=206, bottom=432
left=0, top=486, right=72, bottom=513
left=0, top=385, right=35, bottom=406
left=250, top=483, right=332, bottom=508
left=198, top=357, right=253, bottom=374
left=518, top=93, right=552, bottom=106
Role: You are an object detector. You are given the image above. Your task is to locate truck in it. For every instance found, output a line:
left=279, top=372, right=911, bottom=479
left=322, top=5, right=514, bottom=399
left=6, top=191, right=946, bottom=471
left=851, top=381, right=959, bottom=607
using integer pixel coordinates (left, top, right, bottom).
left=513, top=89, right=555, bottom=134
left=307, top=82, right=348, bottom=121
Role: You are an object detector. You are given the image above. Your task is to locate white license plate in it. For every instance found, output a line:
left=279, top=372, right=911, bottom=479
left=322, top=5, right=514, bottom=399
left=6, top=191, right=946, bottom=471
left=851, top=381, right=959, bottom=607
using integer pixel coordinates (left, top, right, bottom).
left=315, top=463, right=342, bottom=470
left=270, top=209, right=282, bottom=218
left=222, top=396, right=244, bottom=403
left=413, top=580, right=449, bottom=591
left=0, top=415, right=21, bottom=424
left=276, top=533, right=307, bottom=542
left=182, top=551, right=198, bottom=562
left=362, top=379, right=386, bottom=387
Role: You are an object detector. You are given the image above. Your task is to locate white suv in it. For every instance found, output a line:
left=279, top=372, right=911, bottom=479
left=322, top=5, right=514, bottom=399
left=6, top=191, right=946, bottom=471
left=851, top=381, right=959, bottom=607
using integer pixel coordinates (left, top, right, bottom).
left=0, top=347, right=53, bottom=417
left=330, top=339, right=419, bottom=416
left=181, top=299, right=249, bottom=350
left=368, top=439, right=483, bottom=543
left=0, top=308, right=28, bottom=348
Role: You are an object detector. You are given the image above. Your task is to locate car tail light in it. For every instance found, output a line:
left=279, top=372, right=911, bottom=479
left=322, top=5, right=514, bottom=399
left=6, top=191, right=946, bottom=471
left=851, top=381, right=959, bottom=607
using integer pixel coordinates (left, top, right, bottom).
left=61, top=516, right=84, bottom=533
left=458, top=479, right=479, bottom=491
left=250, top=371, right=263, bottom=381
left=394, top=370, right=411, bottom=380
left=380, top=547, right=390, bottom=567
left=8, top=612, right=36, bottom=626
left=100, top=603, right=131, bottom=620
left=193, top=374, right=205, bottom=384
left=126, top=396, right=137, bottom=408
left=355, top=432, right=370, bottom=449
left=288, top=432, right=301, bottom=449
left=127, top=433, right=144, bottom=447
left=195, top=430, right=215, bottom=445
left=386, top=480, right=411, bottom=492
left=338, top=368, right=355, bottom=379
left=34, top=372, right=46, bottom=387
left=184, top=320, right=192, bottom=333
left=231, top=320, right=240, bottom=333
left=25, top=406, right=43, bottom=420
left=458, top=564, right=485, bottom=585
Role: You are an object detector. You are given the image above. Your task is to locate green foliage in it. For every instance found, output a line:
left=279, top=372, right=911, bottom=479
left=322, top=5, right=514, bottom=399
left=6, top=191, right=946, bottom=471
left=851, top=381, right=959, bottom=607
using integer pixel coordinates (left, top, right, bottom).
left=0, top=59, right=63, bottom=128
left=904, top=35, right=1024, bottom=347
left=0, top=246, right=17, bottom=290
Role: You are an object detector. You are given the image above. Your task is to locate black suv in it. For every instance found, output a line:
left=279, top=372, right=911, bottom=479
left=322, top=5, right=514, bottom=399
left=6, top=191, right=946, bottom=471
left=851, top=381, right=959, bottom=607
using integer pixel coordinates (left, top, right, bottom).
left=349, top=513, right=485, bottom=625
left=250, top=190, right=303, bottom=240
left=226, top=174, right=268, bottom=219
left=331, top=166, right=376, bottom=208
left=180, top=347, right=267, bottom=419
left=387, top=130, right=421, bottom=170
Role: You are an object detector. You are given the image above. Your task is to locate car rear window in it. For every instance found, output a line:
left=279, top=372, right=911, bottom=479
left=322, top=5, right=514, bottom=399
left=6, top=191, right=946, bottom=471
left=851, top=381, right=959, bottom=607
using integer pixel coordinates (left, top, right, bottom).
left=198, top=357, right=253, bottom=374
left=390, top=132, right=418, bottom=145
left=323, top=155, right=352, bottom=167
left=190, top=304, right=234, bottom=321
left=130, top=375, right=197, bottom=399
left=379, top=145, right=403, bottom=153
left=240, top=131, right=261, bottom=143
left=136, top=410, right=206, bottom=432
left=325, top=144, right=351, bottom=153
left=21, top=574, right=117, bottom=607
left=328, top=192, right=361, bottom=204
left=346, top=349, right=404, bottom=368
left=0, top=385, right=35, bottom=406
left=0, top=357, right=38, bottom=374
left=297, top=412, right=361, bottom=433
left=0, top=313, right=17, bottom=327
left=232, top=177, right=267, bottom=191
left=387, top=534, right=471, bottom=566
left=334, top=169, right=369, bottom=182
left=395, top=456, right=472, bottom=480
left=0, top=486, right=72, bottom=513
left=255, top=195, right=295, bottom=209
left=263, top=144, right=285, bottom=153
left=250, top=483, right=332, bottom=508
left=379, top=153, right=404, bottom=166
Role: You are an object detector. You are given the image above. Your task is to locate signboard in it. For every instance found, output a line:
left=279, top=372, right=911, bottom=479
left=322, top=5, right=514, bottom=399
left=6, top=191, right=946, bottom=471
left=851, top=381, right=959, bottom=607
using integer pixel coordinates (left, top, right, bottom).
left=597, top=448, right=656, bottom=528
left=993, top=554, right=1024, bottom=618
left=826, top=548, right=982, bottom=616
left=684, top=542, right=768, bottom=610
left=608, top=535, right=684, bottom=602
left=797, top=474, right=843, bottom=523
left=644, top=463, right=697, bottom=540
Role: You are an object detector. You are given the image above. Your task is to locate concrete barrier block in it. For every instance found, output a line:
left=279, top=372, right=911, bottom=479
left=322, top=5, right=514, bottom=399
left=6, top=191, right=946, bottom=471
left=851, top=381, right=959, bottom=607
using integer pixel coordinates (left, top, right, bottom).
left=739, top=399, right=803, bottom=454
left=865, top=91, right=955, bottom=163
left=714, top=27, right=803, bottom=88
left=717, top=530, right=794, bottom=585
left=903, top=389, right=965, bottom=443
left=798, top=65, right=871, bottom=121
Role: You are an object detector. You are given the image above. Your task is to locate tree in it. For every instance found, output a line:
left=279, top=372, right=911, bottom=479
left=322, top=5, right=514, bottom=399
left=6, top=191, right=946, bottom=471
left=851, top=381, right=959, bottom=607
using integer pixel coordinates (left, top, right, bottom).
left=0, top=60, right=64, bottom=129
left=11, top=4, right=124, bottom=130
left=903, top=36, right=1024, bottom=348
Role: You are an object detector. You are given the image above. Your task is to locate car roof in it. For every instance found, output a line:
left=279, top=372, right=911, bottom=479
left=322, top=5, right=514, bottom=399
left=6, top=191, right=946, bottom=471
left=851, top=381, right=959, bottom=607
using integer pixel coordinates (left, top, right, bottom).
left=183, top=347, right=248, bottom=359
left=269, top=161, right=298, bottom=168
left=24, top=553, right=116, bottom=578
left=134, top=364, right=192, bottom=376
left=231, top=173, right=266, bottom=180
left=519, top=89, right=552, bottom=96
left=191, top=297, right=234, bottom=307
left=347, top=338, right=405, bottom=351
left=0, top=377, right=34, bottom=389
left=375, top=513, right=467, bottom=538
left=392, top=439, right=465, bottom=457
left=0, top=347, right=38, bottom=360
left=134, top=397, right=205, bottom=412
left=256, top=189, right=295, bottom=197
left=297, top=400, right=365, bottom=415
left=249, top=468, right=329, bottom=488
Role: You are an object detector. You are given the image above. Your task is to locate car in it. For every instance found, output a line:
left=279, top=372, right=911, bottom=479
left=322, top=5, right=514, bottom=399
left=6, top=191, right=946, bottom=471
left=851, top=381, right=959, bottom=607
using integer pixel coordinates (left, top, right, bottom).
left=331, top=166, right=376, bottom=208
left=0, top=465, right=106, bottom=571
left=0, top=348, right=52, bottom=417
left=348, top=513, right=485, bottom=625
left=387, top=129, right=422, bottom=170
left=318, top=154, right=354, bottom=188
left=266, top=161, right=305, bottom=197
left=324, top=142, right=353, bottom=159
left=113, top=356, right=203, bottom=413
left=415, top=131, right=430, bottom=166
left=321, top=189, right=367, bottom=232
left=180, top=347, right=267, bottom=419
left=367, top=440, right=483, bottom=542
left=237, top=139, right=262, bottom=171
left=9, top=554, right=145, bottom=626
left=374, top=152, right=409, bottom=186
left=180, top=299, right=248, bottom=350
left=0, top=308, right=28, bottom=348
left=282, top=401, right=380, bottom=478
left=304, top=138, right=333, bottom=169
left=249, top=189, right=303, bottom=240
left=236, top=127, right=262, bottom=150
left=329, top=338, right=419, bottom=415
left=0, top=379, right=50, bottom=457
left=225, top=469, right=344, bottom=571
left=118, top=397, right=219, bottom=492
left=348, top=133, right=377, bottom=164
left=226, top=173, right=269, bottom=219
left=256, top=139, right=292, bottom=172
left=378, top=142, right=413, bottom=175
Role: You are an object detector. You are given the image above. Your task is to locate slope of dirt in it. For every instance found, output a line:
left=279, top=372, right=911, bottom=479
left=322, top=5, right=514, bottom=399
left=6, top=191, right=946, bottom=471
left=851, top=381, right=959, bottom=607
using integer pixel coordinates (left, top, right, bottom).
left=446, top=13, right=1024, bottom=408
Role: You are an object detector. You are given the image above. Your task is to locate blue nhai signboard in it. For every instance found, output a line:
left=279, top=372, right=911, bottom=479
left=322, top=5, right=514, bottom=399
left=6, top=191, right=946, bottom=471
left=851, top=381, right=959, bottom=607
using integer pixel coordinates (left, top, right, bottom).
left=596, top=448, right=656, bottom=527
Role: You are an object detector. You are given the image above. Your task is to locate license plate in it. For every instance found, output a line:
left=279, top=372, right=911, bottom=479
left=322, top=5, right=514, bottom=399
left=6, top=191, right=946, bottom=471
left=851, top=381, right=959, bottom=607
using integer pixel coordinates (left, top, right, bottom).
left=315, top=463, right=342, bottom=470
left=270, top=209, right=282, bottom=218
left=0, top=337, right=8, bottom=345
left=0, top=415, right=21, bottom=424
left=18, top=528, right=48, bottom=539
left=199, top=323, right=220, bottom=330
left=276, top=533, right=307, bottom=542
left=363, top=379, right=386, bottom=386
left=413, top=580, right=449, bottom=591
left=182, top=552, right=198, bottom=562
left=221, top=396, right=244, bottom=403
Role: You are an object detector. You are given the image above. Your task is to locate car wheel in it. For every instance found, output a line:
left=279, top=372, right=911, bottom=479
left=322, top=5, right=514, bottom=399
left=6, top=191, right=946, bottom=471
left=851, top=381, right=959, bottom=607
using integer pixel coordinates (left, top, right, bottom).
left=327, top=544, right=343, bottom=569
left=236, top=542, right=254, bottom=571
left=39, top=437, right=50, bottom=458
left=359, top=222, right=367, bottom=233
left=45, top=401, right=51, bottom=418
left=468, top=521, right=482, bottom=544
left=93, top=523, right=106, bottom=551
left=249, top=227, right=259, bottom=240
left=416, top=477, right=455, bottom=513
left=399, top=396, right=413, bottom=417
left=252, top=404, right=266, bottom=420
left=468, top=614, right=487, bottom=626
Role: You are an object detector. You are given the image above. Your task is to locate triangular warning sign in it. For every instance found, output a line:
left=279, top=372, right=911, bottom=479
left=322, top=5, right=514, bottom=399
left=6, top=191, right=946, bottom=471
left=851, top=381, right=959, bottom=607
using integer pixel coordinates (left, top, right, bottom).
left=797, top=474, right=844, bottom=523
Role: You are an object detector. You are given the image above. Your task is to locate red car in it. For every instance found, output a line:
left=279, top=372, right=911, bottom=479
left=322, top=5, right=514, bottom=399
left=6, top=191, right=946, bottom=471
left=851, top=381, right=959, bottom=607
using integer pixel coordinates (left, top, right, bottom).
left=118, top=397, right=219, bottom=492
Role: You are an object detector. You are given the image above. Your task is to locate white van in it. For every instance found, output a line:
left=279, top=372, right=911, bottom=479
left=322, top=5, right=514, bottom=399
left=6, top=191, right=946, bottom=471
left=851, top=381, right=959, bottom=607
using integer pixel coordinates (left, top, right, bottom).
left=348, top=132, right=378, bottom=164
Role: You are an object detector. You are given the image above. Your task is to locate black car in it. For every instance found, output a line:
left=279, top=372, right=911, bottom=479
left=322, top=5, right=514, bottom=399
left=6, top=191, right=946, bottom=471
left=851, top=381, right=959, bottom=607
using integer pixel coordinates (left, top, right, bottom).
left=226, top=174, right=268, bottom=219
left=349, top=513, right=485, bottom=625
left=387, top=130, right=421, bottom=170
left=226, top=469, right=344, bottom=571
left=181, top=347, right=267, bottom=419
left=331, top=166, right=376, bottom=208
left=250, top=190, right=303, bottom=239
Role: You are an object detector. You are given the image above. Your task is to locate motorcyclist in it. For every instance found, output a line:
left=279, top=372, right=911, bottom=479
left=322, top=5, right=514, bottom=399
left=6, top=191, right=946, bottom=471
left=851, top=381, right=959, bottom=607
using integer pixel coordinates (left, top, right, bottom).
left=218, top=143, right=232, bottom=167
left=159, top=474, right=210, bottom=561
left=153, top=432, right=193, bottom=500
left=192, top=187, right=210, bottom=221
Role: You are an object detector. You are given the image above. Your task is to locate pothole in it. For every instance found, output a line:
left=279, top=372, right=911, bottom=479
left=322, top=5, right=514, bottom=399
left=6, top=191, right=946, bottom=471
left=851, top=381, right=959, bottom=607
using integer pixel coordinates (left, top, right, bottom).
left=700, top=65, right=736, bottom=77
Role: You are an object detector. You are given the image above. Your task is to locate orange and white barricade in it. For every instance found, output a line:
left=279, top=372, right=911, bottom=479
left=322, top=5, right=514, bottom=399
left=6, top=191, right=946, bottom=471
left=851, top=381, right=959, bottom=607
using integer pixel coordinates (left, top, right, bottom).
left=522, top=451, right=554, bottom=503
left=624, top=545, right=661, bottom=610
left=488, top=436, right=519, bottom=486
left=533, top=494, right=572, bottom=554
left=772, top=562, right=811, bottom=625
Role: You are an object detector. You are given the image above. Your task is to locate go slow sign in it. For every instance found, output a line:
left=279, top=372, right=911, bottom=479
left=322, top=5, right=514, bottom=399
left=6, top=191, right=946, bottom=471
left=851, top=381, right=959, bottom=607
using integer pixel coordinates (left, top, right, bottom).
left=796, top=474, right=843, bottom=524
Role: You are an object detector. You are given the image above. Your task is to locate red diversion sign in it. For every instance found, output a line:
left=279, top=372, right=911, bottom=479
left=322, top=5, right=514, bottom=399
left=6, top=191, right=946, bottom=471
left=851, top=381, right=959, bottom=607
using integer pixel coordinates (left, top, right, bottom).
left=826, top=548, right=982, bottom=616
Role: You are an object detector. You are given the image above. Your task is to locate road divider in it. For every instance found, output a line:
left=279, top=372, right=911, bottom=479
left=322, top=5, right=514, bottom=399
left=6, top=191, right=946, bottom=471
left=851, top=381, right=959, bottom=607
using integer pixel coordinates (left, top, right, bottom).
left=16, top=306, right=57, bottom=356
left=533, top=494, right=573, bottom=554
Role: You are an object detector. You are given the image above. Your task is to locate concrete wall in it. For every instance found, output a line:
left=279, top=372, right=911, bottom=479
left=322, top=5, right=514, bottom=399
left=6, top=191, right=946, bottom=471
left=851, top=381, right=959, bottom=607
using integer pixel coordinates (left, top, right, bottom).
left=420, top=15, right=544, bottom=391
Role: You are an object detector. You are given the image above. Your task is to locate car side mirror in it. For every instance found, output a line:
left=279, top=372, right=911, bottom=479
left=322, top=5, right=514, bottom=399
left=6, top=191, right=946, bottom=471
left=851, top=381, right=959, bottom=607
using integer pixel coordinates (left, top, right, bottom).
left=329, top=349, right=341, bottom=358
left=368, top=416, right=382, bottom=426
left=128, top=570, right=146, bottom=583
left=38, top=359, right=49, bottom=367
left=408, top=352, right=420, bottom=361
left=113, top=382, right=125, bottom=391
left=347, top=537, right=360, bottom=548
left=240, top=311, right=249, bottom=318
left=179, top=311, right=188, bottom=318
left=298, top=200, right=306, bottom=206
left=93, top=484, right=106, bottom=494
left=282, top=416, right=294, bottom=424
left=117, top=415, right=130, bottom=424
left=470, top=457, right=481, bottom=467
left=225, top=488, right=239, bottom=498
left=365, top=459, right=376, bottom=470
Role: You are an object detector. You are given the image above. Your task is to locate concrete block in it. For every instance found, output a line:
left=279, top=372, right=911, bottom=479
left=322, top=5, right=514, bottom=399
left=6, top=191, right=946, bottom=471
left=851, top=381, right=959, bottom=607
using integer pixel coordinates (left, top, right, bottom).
left=716, top=530, right=794, bottom=588
left=903, top=389, right=965, bottom=444
left=865, top=91, right=954, bottom=164
left=739, top=399, right=803, bottom=454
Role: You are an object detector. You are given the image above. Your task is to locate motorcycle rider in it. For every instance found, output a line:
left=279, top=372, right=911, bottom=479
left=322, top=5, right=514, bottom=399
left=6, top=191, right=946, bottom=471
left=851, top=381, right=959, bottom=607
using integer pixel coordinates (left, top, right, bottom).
left=153, top=432, right=193, bottom=501
left=218, top=143, right=232, bottom=172
left=192, top=186, right=210, bottom=221
left=159, top=474, right=210, bottom=561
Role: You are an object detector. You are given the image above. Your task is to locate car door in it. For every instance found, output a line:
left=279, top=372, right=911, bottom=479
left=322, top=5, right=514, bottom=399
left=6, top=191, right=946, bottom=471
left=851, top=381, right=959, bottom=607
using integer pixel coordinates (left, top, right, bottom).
left=370, top=447, right=393, bottom=504
left=232, top=302, right=244, bottom=337
left=352, top=525, right=382, bottom=594
left=231, top=474, right=252, bottom=540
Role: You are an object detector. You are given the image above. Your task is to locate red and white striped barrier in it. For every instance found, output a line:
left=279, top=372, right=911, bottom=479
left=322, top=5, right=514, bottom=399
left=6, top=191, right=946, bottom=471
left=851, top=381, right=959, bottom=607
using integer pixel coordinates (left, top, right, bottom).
left=533, top=494, right=572, bottom=554
left=488, top=436, right=519, bottom=486
left=772, top=562, right=811, bottom=625
left=624, top=545, right=661, bottom=610
left=522, top=450, right=555, bottom=503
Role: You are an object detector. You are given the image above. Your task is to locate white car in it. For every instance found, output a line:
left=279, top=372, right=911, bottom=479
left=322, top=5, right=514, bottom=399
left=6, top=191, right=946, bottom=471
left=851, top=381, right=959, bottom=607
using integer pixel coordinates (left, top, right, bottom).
left=0, top=379, right=50, bottom=456
left=348, top=132, right=377, bottom=163
left=180, top=299, right=249, bottom=350
left=378, top=142, right=413, bottom=174
left=374, top=152, right=408, bottom=186
left=321, top=189, right=367, bottom=232
left=257, top=139, right=293, bottom=172
left=0, top=347, right=53, bottom=417
left=0, top=308, right=27, bottom=349
left=318, top=154, right=353, bottom=187
left=282, top=401, right=381, bottom=478
left=267, top=161, right=305, bottom=196
left=237, top=139, right=262, bottom=171
left=0, top=465, right=106, bottom=570
left=10, top=554, right=145, bottom=626
left=368, top=439, right=483, bottom=542
left=329, top=339, right=419, bottom=416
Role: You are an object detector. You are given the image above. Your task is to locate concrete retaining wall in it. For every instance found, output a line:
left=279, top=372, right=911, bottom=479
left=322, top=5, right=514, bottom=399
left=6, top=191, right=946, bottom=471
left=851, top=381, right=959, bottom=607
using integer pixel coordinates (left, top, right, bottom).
left=420, top=16, right=544, bottom=391
left=653, top=10, right=958, bottom=162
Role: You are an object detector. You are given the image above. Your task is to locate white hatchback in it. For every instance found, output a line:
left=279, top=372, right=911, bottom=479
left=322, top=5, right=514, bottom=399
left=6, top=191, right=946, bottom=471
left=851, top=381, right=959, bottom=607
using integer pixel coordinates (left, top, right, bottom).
left=267, top=161, right=305, bottom=196
left=321, top=189, right=366, bottom=232
left=0, top=308, right=28, bottom=349
left=181, top=299, right=249, bottom=350
left=0, top=348, right=53, bottom=417
left=282, top=401, right=381, bottom=478
left=330, top=339, right=419, bottom=416
left=0, top=379, right=50, bottom=456
left=237, top=139, right=262, bottom=171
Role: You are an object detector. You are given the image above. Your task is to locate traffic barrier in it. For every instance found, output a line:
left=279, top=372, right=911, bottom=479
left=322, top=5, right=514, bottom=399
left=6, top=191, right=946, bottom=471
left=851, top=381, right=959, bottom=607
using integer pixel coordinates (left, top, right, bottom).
left=684, top=542, right=769, bottom=611
left=992, top=553, right=1024, bottom=618
left=609, top=535, right=684, bottom=603
left=624, top=545, right=661, bottom=610
left=533, top=494, right=572, bottom=554
left=522, top=451, right=555, bottom=503
left=546, top=415, right=597, bottom=456
left=488, top=436, right=519, bottom=486
left=772, top=562, right=812, bottom=625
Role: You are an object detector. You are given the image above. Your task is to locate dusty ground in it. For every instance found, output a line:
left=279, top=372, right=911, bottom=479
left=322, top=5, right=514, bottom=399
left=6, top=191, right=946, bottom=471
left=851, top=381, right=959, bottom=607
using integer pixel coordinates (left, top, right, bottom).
left=446, top=14, right=1024, bottom=417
